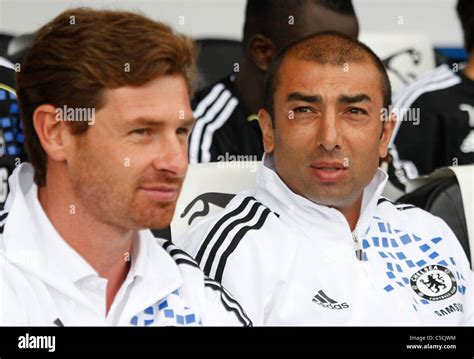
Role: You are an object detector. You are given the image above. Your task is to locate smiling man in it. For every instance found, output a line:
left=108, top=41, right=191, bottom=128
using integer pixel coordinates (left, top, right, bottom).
left=182, top=32, right=473, bottom=325
left=0, top=8, right=251, bottom=326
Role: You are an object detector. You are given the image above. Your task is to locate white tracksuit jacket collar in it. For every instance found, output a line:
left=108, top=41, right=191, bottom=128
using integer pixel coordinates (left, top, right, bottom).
left=256, top=154, right=388, bottom=238
left=1, top=163, right=183, bottom=319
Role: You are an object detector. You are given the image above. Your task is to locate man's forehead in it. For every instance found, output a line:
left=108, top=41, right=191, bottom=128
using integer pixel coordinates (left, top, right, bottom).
left=278, top=58, right=381, bottom=90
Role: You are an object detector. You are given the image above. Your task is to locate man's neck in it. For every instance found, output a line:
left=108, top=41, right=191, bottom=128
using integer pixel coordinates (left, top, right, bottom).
left=234, top=59, right=265, bottom=115
left=336, top=194, right=363, bottom=232
left=463, top=54, right=474, bottom=81
left=38, top=176, right=134, bottom=313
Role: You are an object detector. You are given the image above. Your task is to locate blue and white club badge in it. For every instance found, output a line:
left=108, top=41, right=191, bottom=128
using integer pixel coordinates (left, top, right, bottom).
left=410, top=265, right=457, bottom=301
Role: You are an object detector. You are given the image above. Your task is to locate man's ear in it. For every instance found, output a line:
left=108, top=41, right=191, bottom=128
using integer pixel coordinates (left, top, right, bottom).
left=248, top=34, right=276, bottom=72
left=258, top=108, right=275, bottom=153
left=33, top=104, right=70, bottom=162
left=379, top=111, right=397, bottom=158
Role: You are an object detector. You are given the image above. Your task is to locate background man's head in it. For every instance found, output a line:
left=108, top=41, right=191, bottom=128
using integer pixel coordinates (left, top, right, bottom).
left=242, top=0, right=359, bottom=72
left=456, top=0, right=474, bottom=55
left=259, top=32, right=395, bottom=210
left=17, top=8, right=197, bottom=230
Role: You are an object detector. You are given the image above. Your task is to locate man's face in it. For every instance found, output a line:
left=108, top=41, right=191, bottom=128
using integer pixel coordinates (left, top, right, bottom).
left=66, top=75, right=193, bottom=230
left=262, top=58, right=394, bottom=209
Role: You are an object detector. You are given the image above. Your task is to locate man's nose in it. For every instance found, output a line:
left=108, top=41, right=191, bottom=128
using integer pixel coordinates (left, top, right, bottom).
left=317, top=111, right=341, bottom=152
left=151, top=133, right=188, bottom=178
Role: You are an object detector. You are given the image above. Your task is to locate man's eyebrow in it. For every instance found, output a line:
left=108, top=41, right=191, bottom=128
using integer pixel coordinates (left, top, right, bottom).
left=129, top=117, right=162, bottom=127
left=287, top=92, right=322, bottom=103
left=180, top=116, right=196, bottom=127
left=337, top=94, right=372, bottom=104
left=128, top=116, right=195, bottom=127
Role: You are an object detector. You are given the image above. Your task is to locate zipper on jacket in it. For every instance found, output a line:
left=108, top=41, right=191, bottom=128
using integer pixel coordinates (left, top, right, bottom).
left=350, top=185, right=382, bottom=262
left=352, top=217, right=364, bottom=261
left=352, top=232, right=364, bottom=261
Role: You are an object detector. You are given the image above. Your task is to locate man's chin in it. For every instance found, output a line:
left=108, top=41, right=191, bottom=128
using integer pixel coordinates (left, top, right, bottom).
left=308, top=189, right=353, bottom=208
left=131, top=203, right=177, bottom=230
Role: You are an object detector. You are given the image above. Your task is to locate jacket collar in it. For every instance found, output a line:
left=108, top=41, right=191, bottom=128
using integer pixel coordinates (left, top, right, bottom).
left=256, top=154, right=388, bottom=235
left=1, top=163, right=182, bottom=311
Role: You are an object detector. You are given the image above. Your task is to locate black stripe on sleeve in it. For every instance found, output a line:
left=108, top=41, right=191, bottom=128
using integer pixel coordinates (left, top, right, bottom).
left=395, top=205, right=416, bottom=211
left=203, top=201, right=263, bottom=276
left=175, top=258, right=201, bottom=269
left=195, top=196, right=256, bottom=264
left=0, top=211, right=8, bottom=222
left=377, top=197, right=416, bottom=211
left=161, top=240, right=201, bottom=269
left=204, top=278, right=252, bottom=326
left=214, top=208, right=272, bottom=283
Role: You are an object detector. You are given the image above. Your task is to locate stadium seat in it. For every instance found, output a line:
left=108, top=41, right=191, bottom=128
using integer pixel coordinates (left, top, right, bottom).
left=360, top=33, right=436, bottom=94
left=6, top=33, right=35, bottom=64
left=194, top=38, right=242, bottom=91
left=167, top=161, right=260, bottom=246
left=398, top=165, right=473, bottom=268
left=0, top=34, right=13, bottom=57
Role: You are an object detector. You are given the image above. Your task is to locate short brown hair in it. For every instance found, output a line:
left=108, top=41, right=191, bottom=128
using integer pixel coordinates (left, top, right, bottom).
left=17, top=7, right=197, bottom=186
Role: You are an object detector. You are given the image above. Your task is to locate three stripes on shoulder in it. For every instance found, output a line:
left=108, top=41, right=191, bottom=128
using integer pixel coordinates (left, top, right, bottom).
left=189, top=82, right=239, bottom=164
left=194, top=196, right=277, bottom=283
left=162, top=239, right=252, bottom=326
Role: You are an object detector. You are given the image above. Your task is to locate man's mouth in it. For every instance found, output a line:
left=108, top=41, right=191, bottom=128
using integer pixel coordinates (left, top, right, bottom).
left=138, top=185, right=179, bottom=202
left=310, top=162, right=348, bottom=182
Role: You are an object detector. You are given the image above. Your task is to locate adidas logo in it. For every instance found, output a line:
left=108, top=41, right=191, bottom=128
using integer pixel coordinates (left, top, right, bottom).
left=312, top=290, right=349, bottom=310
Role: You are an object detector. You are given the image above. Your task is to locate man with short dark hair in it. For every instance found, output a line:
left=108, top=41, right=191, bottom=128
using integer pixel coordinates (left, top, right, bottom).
left=189, top=0, right=359, bottom=164
left=183, top=32, right=473, bottom=325
left=0, top=8, right=250, bottom=326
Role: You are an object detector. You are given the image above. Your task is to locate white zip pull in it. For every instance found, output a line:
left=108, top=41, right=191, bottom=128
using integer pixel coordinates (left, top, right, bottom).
left=352, top=232, right=363, bottom=261
left=352, top=232, right=359, bottom=250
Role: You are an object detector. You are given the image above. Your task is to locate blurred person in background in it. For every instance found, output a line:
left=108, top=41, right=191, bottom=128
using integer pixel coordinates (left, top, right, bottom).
left=388, top=0, right=474, bottom=190
left=189, top=0, right=359, bottom=164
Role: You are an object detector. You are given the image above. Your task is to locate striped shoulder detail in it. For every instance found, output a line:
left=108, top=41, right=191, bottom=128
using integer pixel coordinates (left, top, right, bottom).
left=161, top=239, right=200, bottom=269
left=193, top=82, right=226, bottom=119
left=390, top=65, right=461, bottom=146
left=394, top=204, right=417, bottom=211
left=377, top=197, right=416, bottom=211
left=392, top=64, right=455, bottom=104
left=195, top=195, right=275, bottom=282
left=0, top=57, right=15, bottom=70
left=0, top=209, right=9, bottom=234
left=204, top=277, right=252, bottom=326
left=189, top=80, right=239, bottom=164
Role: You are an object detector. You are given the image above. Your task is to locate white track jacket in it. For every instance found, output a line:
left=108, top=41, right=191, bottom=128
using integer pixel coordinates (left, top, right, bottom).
left=183, top=156, right=474, bottom=326
left=0, top=163, right=251, bottom=326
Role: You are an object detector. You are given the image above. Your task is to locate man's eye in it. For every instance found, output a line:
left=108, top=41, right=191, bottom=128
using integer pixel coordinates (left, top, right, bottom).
left=176, top=127, right=189, bottom=136
left=346, top=108, right=368, bottom=115
left=132, top=128, right=151, bottom=136
left=293, top=107, right=312, bottom=113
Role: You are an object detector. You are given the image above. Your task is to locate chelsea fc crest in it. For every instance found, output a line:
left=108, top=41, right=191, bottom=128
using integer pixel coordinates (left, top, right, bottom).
left=410, top=265, right=457, bottom=301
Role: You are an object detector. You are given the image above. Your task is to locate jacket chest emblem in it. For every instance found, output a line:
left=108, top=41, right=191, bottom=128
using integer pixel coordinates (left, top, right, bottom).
left=410, top=265, right=457, bottom=301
